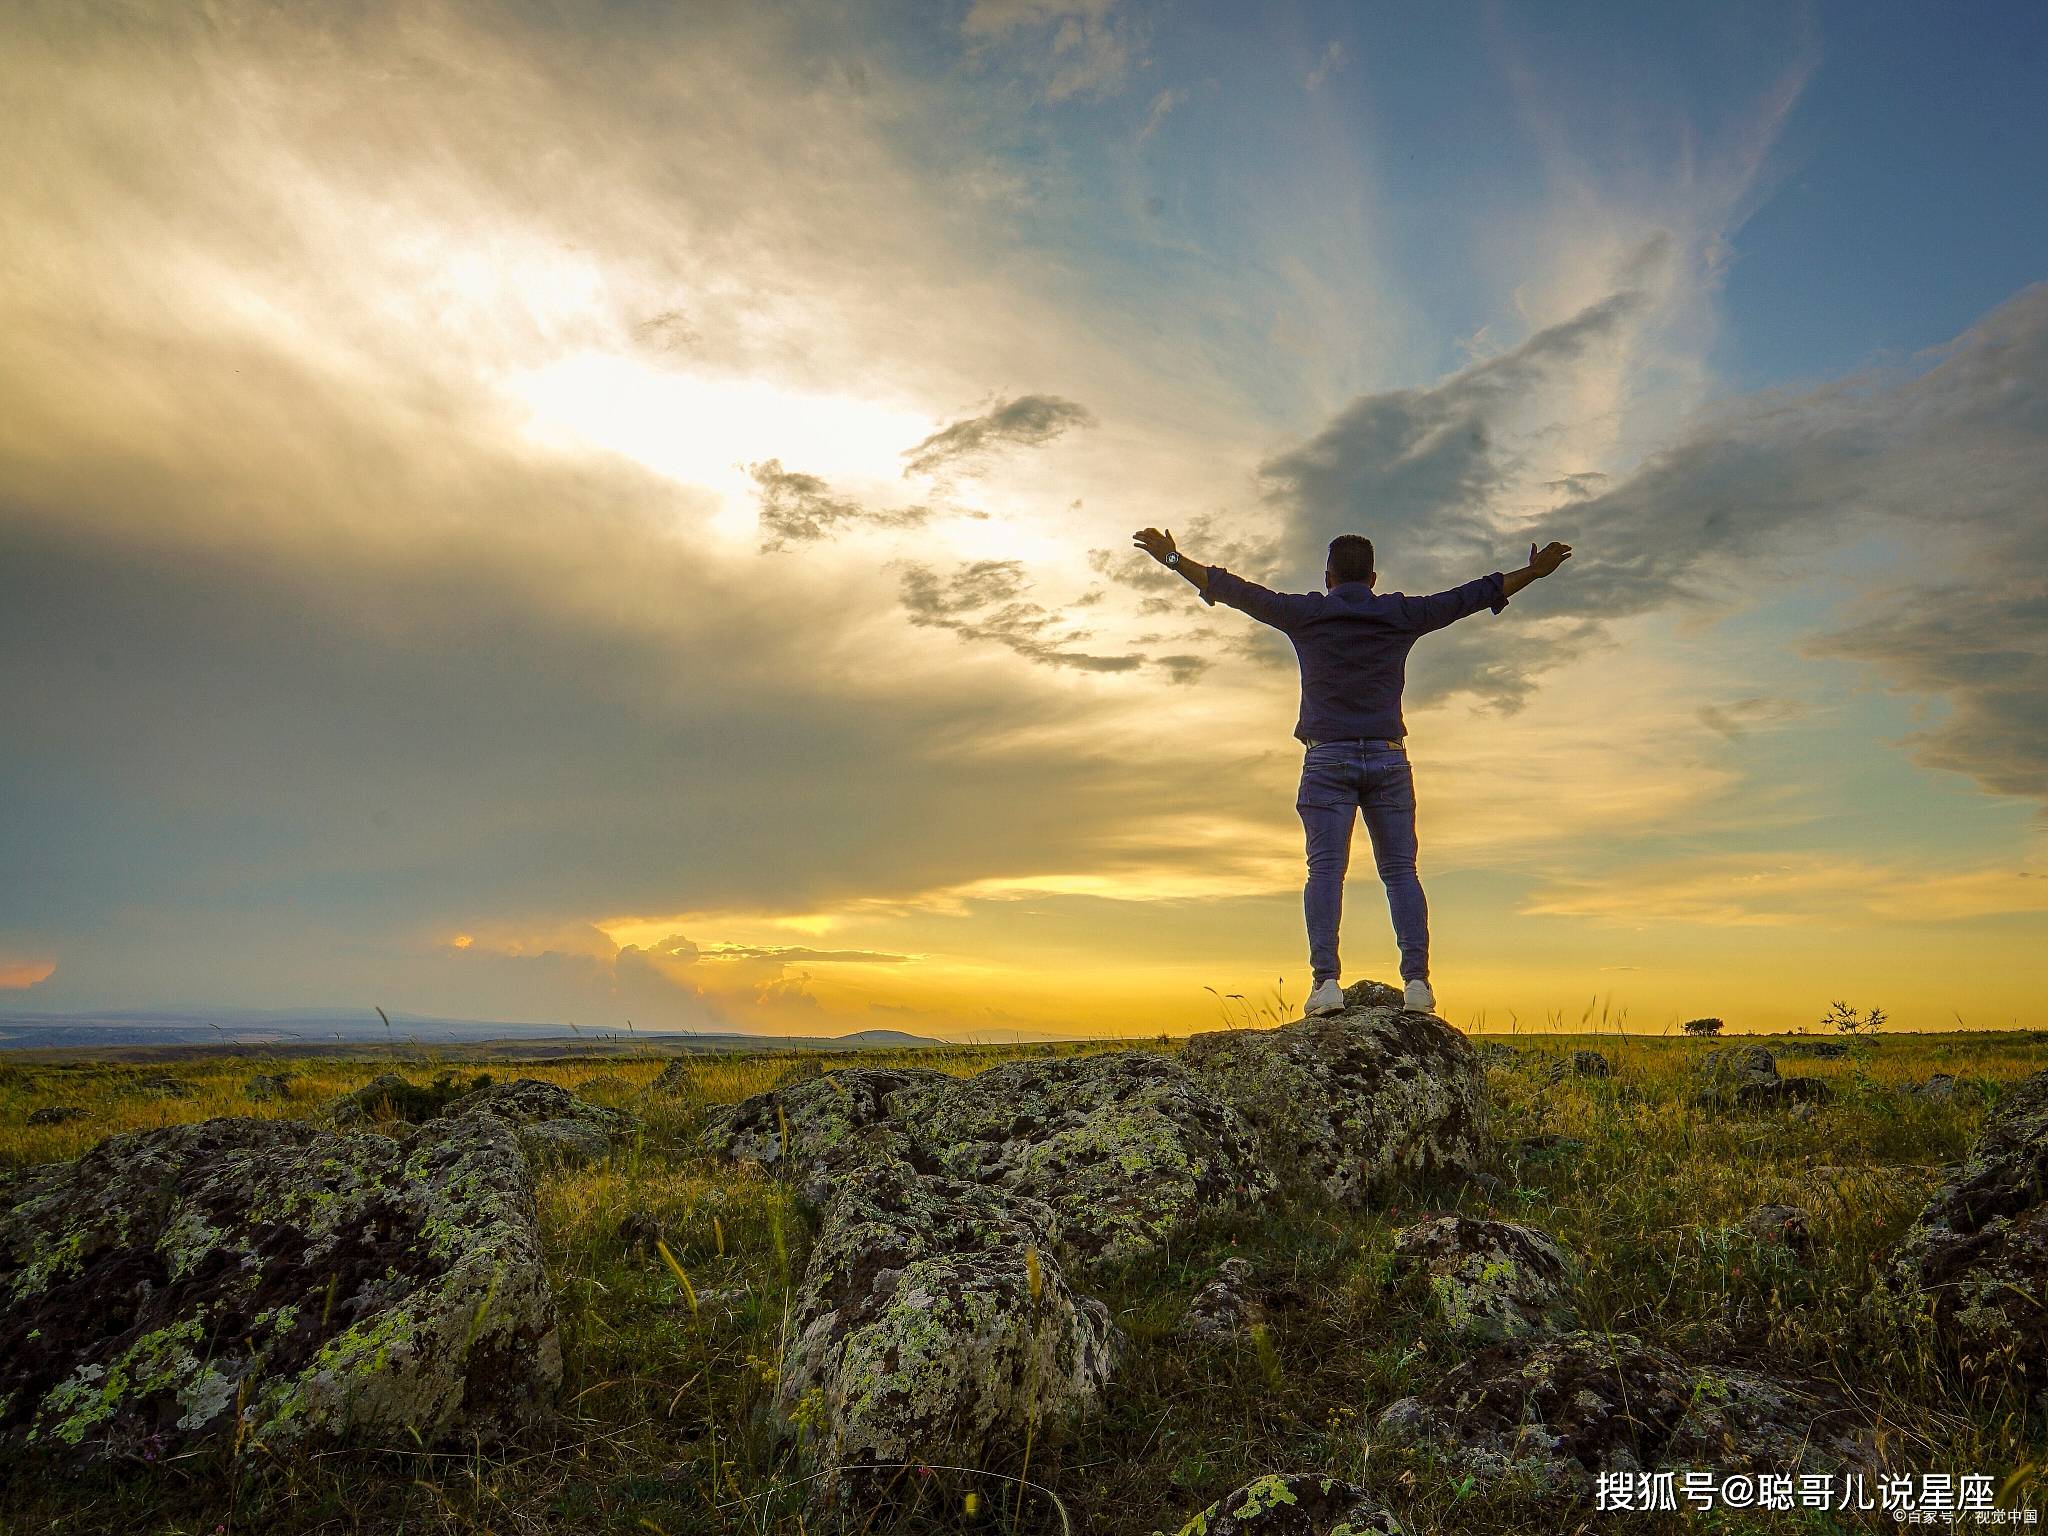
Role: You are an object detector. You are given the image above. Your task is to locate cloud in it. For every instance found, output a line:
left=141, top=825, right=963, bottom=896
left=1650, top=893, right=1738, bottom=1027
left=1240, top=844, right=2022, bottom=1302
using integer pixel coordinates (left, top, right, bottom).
left=901, top=394, right=1097, bottom=477
left=699, top=944, right=914, bottom=964
left=896, top=558, right=1142, bottom=672
left=1305, top=41, right=1346, bottom=92
left=1696, top=695, right=1809, bottom=740
left=746, top=459, right=930, bottom=550
left=1524, top=851, right=2048, bottom=928
left=1139, top=86, right=1186, bottom=141
left=961, top=0, right=1141, bottom=103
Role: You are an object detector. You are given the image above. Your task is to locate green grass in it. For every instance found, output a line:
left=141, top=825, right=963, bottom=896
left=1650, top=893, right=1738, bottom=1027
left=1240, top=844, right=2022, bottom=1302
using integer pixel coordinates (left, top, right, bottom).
left=0, top=1027, right=2042, bottom=1534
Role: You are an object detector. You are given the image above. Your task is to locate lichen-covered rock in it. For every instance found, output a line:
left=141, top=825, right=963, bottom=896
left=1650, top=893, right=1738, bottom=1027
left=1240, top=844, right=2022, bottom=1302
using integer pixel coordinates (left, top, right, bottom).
left=1691, top=1046, right=1778, bottom=1107
left=1180, top=1257, right=1258, bottom=1343
left=779, top=1153, right=1116, bottom=1475
left=648, top=1060, right=705, bottom=1100
left=1475, top=1042, right=1520, bottom=1068
left=1375, top=1332, right=1869, bottom=1493
left=26, top=1107, right=84, bottom=1127
left=1341, top=979, right=1405, bottom=1011
left=1182, top=1007, right=1486, bottom=1204
left=1892, top=1067, right=2048, bottom=1387
left=1746, top=1203, right=1812, bottom=1253
left=1167, top=1472, right=1403, bottom=1536
left=701, top=1066, right=954, bottom=1198
left=243, top=1073, right=292, bottom=1102
left=1571, top=1051, right=1611, bottom=1078
left=0, top=1114, right=560, bottom=1462
left=1909, top=1073, right=1962, bottom=1102
left=326, top=1071, right=494, bottom=1127
left=886, top=1052, right=1276, bottom=1264
left=445, top=1078, right=638, bottom=1169
left=1390, top=1215, right=1577, bottom=1341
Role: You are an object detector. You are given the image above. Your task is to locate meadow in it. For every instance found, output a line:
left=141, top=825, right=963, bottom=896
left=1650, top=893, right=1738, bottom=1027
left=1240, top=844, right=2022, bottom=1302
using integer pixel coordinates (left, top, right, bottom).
left=1, top=1017, right=2042, bottom=1535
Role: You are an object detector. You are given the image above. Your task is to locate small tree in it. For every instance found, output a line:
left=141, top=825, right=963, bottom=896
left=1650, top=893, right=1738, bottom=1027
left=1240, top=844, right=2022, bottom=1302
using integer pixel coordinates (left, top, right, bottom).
left=1681, top=1017, right=1725, bottom=1038
left=1822, top=1000, right=1888, bottom=1037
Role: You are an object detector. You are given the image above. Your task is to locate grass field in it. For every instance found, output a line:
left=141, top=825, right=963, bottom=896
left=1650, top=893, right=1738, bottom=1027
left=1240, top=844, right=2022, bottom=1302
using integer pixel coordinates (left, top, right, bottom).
left=1, top=1023, right=2042, bottom=1535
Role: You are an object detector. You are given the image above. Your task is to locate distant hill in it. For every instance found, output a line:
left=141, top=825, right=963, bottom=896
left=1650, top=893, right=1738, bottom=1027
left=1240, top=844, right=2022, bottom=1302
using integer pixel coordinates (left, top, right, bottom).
left=0, top=1008, right=950, bottom=1056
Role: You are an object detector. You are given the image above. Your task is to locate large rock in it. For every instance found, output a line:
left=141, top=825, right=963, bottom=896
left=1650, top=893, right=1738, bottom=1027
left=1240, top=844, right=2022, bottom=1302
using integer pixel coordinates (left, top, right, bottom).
left=886, top=1052, right=1275, bottom=1264
left=0, top=1115, right=560, bottom=1462
left=1167, top=1473, right=1403, bottom=1536
left=702, top=1066, right=955, bottom=1200
left=1181, top=1006, right=1486, bottom=1203
left=1892, top=1067, right=2048, bottom=1387
left=1692, top=1046, right=1831, bottom=1110
left=445, top=1078, right=640, bottom=1170
left=1180, top=1257, right=1258, bottom=1343
left=778, top=1153, right=1116, bottom=1476
left=1376, top=1332, right=1870, bottom=1493
left=1390, top=1215, right=1577, bottom=1341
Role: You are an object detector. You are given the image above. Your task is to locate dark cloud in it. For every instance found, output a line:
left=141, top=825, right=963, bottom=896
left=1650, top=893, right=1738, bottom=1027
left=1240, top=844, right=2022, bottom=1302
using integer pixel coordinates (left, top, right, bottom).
left=902, top=394, right=1097, bottom=477
left=897, top=558, right=1142, bottom=672
left=1256, top=288, right=1651, bottom=578
left=747, top=459, right=930, bottom=550
left=1154, top=654, right=1211, bottom=685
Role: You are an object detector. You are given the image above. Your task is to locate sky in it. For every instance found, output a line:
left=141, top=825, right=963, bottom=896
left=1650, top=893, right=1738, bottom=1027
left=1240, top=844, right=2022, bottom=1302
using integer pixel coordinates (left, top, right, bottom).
left=3, top=0, right=2045, bottom=1040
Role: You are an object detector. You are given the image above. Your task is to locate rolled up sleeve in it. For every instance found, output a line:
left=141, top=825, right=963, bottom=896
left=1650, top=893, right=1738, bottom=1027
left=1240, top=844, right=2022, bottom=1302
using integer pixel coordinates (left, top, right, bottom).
left=1401, top=571, right=1509, bottom=633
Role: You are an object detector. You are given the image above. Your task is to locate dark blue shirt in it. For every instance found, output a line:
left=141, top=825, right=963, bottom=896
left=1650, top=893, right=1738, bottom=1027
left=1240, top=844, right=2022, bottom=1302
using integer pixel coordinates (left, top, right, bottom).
left=1201, top=568, right=1510, bottom=742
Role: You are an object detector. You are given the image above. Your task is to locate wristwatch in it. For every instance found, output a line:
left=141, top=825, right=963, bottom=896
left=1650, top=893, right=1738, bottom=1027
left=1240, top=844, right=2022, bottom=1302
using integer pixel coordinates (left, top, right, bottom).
left=1165, top=551, right=1180, bottom=568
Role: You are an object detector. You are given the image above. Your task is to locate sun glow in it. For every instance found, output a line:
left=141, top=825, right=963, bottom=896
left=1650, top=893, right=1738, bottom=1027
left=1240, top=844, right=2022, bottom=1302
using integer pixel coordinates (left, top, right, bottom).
left=502, top=352, right=937, bottom=534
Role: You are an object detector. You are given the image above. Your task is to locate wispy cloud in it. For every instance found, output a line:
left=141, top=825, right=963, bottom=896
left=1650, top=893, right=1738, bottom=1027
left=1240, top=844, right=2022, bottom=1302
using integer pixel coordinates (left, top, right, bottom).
left=1305, top=40, right=1346, bottom=92
left=902, top=394, right=1098, bottom=477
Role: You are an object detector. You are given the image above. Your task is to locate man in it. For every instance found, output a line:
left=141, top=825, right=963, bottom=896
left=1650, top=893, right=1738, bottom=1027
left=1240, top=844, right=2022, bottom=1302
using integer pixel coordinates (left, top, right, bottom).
left=1132, top=526, right=1573, bottom=1018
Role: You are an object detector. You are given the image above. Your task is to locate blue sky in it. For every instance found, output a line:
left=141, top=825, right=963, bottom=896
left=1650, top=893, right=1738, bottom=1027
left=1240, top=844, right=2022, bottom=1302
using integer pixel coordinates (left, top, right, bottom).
left=1, top=0, right=2043, bottom=1034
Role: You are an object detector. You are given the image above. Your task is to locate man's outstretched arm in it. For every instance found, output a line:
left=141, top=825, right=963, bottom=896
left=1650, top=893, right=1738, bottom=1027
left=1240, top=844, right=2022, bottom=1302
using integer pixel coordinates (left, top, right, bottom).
left=1132, top=526, right=1312, bottom=631
left=1402, top=540, right=1575, bottom=633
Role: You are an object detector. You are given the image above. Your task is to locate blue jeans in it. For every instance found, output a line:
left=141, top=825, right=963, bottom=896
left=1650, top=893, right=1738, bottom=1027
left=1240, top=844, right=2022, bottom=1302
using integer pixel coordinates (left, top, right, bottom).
left=1296, top=741, right=1427, bottom=985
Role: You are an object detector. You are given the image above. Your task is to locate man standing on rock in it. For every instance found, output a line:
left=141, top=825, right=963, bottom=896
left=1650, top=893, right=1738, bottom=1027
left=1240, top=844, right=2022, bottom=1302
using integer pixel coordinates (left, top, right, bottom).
left=1132, top=527, right=1573, bottom=1019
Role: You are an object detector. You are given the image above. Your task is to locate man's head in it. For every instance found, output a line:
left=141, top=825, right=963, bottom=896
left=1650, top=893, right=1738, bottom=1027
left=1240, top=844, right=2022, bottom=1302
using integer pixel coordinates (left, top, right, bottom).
left=1325, top=534, right=1375, bottom=591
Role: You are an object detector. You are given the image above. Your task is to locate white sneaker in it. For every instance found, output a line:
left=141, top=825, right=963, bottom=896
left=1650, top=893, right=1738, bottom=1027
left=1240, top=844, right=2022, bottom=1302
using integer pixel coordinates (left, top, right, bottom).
left=1305, top=978, right=1346, bottom=1016
left=1402, top=978, right=1436, bottom=1013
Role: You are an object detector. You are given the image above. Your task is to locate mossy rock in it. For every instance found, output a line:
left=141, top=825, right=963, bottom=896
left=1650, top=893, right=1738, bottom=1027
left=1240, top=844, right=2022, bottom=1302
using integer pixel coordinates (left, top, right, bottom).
left=0, top=1114, right=560, bottom=1463
left=1389, top=1214, right=1577, bottom=1341
left=1892, top=1066, right=2048, bottom=1387
left=1165, top=1472, right=1403, bottom=1536
left=886, top=1051, right=1276, bottom=1266
left=327, top=1071, right=493, bottom=1127
left=1181, top=1006, right=1487, bottom=1205
left=780, top=1152, right=1117, bottom=1479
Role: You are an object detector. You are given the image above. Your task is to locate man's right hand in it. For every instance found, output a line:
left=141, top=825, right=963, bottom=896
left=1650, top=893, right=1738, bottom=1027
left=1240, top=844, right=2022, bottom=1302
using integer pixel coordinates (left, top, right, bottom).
left=1133, top=527, right=1178, bottom=566
left=1529, top=540, right=1573, bottom=577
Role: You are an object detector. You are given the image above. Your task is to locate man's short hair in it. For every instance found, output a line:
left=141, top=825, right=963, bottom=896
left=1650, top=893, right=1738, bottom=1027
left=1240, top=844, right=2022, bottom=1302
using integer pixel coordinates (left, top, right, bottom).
left=1327, top=534, right=1375, bottom=585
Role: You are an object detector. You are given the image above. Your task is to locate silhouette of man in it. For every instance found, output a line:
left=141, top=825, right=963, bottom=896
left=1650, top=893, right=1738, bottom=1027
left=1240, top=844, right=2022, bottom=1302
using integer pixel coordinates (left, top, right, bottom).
left=1133, top=527, right=1573, bottom=1017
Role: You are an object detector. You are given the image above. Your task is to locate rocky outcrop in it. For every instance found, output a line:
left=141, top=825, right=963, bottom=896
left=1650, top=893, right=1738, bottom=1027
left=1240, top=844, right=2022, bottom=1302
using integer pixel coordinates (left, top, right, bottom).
left=1390, top=1216, right=1576, bottom=1341
left=1180, top=1257, right=1258, bottom=1343
left=1376, top=1332, right=1870, bottom=1493
left=703, top=1066, right=954, bottom=1201
left=0, top=1115, right=560, bottom=1463
left=1571, top=1050, right=1611, bottom=1078
left=778, top=1153, right=1115, bottom=1475
left=26, top=1107, right=84, bottom=1127
left=885, top=1053, right=1275, bottom=1265
left=444, top=1079, right=639, bottom=1171
left=327, top=1071, right=493, bottom=1127
left=1691, top=1046, right=1832, bottom=1110
left=1746, top=1203, right=1812, bottom=1254
left=136, top=1074, right=191, bottom=1098
left=1892, top=1067, right=2048, bottom=1387
left=243, top=1073, right=292, bottom=1102
left=1167, top=1473, right=1403, bottom=1536
left=1181, top=1006, right=1486, bottom=1204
